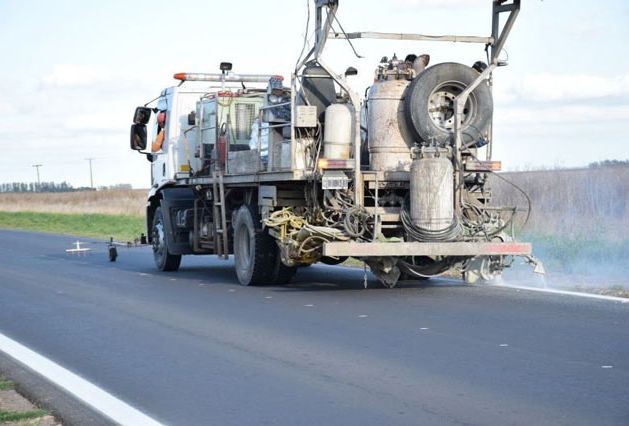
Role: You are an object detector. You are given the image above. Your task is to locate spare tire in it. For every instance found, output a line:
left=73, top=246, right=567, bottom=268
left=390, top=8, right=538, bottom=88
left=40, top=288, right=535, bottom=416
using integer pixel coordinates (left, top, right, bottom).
left=404, top=62, right=492, bottom=146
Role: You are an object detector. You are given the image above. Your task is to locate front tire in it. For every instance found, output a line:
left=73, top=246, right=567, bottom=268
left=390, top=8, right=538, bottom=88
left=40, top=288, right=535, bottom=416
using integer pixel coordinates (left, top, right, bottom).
left=152, top=206, right=182, bottom=271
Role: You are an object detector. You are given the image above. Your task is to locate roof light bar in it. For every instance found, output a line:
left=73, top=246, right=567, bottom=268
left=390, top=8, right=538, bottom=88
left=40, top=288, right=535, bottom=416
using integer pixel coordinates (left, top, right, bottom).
left=173, top=72, right=282, bottom=83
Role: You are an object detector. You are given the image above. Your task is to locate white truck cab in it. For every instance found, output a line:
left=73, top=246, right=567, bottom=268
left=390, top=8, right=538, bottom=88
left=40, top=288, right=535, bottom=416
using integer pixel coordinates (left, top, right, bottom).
left=149, top=86, right=209, bottom=187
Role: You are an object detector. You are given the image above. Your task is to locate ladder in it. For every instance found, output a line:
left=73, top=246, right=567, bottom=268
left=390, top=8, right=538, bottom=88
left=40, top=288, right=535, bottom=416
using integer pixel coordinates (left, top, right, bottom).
left=212, top=169, right=229, bottom=259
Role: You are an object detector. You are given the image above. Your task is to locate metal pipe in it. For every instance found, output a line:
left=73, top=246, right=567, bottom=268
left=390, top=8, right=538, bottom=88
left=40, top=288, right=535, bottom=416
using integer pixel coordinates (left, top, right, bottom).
left=313, top=3, right=337, bottom=58
left=452, top=63, right=496, bottom=214
left=329, top=31, right=493, bottom=44
left=491, top=0, right=521, bottom=63
left=259, top=102, right=292, bottom=110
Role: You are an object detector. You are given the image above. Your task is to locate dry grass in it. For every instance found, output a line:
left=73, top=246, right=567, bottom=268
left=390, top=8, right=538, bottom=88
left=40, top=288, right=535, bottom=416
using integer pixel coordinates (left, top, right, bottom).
left=490, top=166, right=628, bottom=280
left=0, top=189, right=147, bottom=217
left=491, top=166, right=629, bottom=241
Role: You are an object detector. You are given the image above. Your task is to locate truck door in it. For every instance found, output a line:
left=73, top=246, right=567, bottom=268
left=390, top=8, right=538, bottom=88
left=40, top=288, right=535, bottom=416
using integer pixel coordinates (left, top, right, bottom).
left=150, top=94, right=171, bottom=186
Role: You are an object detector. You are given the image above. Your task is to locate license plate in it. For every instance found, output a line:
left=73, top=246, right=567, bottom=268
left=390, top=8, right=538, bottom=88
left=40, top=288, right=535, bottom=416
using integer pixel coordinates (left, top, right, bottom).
left=322, top=171, right=349, bottom=190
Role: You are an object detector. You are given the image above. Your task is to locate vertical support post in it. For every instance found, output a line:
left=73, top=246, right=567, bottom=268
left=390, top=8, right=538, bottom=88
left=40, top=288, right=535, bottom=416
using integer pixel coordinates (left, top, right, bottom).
left=452, top=64, right=496, bottom=215
left=490, top=0, right=521, bottom=64
left=312, top=0, right=362, bottom=206
left=86, top=158, right=94, bottom=188
left=32, top=164, right=42, bottom=191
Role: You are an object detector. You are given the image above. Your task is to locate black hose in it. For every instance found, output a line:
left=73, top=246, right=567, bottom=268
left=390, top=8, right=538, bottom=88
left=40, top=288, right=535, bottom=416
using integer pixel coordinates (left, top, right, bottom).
left=400, top=197, right=461, bottom=242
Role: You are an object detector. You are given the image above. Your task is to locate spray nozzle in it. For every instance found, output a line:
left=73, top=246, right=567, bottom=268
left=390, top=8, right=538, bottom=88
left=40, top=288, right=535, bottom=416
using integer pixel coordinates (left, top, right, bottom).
left=525, top=255, right=546, bottom=275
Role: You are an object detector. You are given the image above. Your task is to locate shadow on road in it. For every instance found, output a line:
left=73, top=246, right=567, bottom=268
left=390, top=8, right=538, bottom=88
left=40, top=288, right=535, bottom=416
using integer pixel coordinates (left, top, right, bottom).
left=67, top=244, right=468, bottom=293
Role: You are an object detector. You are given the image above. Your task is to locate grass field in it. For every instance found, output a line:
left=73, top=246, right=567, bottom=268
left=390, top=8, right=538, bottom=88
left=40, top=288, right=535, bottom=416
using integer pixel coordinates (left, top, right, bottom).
left=491, top=166, right=629, bottom=241
left=0, top=211, right=145, bottom=242
left=0, top=189, right=146, bottom=216
left=0, top=189, right=147, bottom=241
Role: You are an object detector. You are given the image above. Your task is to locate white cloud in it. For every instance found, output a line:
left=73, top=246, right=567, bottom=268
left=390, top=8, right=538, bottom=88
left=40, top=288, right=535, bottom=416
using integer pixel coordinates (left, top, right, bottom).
left=0, top=101, right=15, bottom=114
left=391, top=0, right=486, bottom=8
left=496, top=72, right=629, bottom=103
left=497, top=104, right=629, bottom=125
left=41, top=64, right=113, bottom=89
left=63, top=113, right=128, bottom=132
left=39, top=64, right=163, bottom=93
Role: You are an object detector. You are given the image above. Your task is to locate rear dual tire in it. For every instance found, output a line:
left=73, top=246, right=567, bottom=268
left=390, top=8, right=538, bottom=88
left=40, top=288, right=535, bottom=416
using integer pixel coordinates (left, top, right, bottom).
left=233, top=205, right=296, bottom=286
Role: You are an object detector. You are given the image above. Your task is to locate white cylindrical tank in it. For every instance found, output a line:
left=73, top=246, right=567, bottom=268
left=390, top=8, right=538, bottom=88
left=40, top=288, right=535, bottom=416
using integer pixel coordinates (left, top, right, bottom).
left=323, top=103, right=353, bottom=160
left=410, top=154, right=454, bottom=231
left=367, top=80, right=415, bottom=171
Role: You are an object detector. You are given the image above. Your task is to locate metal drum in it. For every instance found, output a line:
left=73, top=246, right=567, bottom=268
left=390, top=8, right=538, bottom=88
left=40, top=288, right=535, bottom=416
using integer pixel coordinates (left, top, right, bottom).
left=367, top=80, right=415, bottom=171
left=410, top=154, right=454, bottom=231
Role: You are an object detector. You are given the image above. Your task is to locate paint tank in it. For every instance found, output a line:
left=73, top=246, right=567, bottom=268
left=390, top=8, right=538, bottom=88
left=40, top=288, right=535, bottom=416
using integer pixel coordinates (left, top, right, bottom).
left=367, top=80, right=415, bottom=171
left=323, top=103, right=353, bottom=159
left=410, top=154, right=454, bottom=231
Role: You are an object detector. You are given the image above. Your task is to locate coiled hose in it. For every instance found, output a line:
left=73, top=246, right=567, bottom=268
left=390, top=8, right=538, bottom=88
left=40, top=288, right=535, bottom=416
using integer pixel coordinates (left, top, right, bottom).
left=400, top=197, right=461, bottom=242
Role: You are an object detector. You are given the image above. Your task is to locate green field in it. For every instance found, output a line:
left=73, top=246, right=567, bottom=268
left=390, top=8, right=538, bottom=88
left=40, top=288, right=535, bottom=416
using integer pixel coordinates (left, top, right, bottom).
left=0, top=211, right=145, bottom=242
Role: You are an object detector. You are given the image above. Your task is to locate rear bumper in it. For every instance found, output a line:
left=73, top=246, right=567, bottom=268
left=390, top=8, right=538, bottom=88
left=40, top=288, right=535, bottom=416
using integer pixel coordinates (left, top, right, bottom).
left=322, top=241, right=532, bottom=257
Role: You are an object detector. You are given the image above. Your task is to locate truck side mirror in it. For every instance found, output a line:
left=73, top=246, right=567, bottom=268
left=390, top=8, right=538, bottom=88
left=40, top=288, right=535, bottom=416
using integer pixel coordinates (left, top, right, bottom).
left=133, top=106, right=152, bottom=125
left=130, top=124, right=147, bottom=151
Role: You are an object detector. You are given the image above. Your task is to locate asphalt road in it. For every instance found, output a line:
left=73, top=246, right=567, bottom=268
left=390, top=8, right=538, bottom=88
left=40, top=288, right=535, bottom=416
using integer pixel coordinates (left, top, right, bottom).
left=0, top=229, right=628, bottom=426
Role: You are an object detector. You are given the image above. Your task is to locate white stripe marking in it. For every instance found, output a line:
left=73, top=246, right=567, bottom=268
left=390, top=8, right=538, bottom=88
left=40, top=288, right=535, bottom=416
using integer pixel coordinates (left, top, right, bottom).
left=493, top=284, right=629, bottom=304
left=0, top=332, right=163, bottom=426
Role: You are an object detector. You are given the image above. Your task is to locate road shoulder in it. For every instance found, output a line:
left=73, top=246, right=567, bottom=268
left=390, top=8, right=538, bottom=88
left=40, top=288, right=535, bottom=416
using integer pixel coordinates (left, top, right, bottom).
left=0, top=353, right=112, bottom=426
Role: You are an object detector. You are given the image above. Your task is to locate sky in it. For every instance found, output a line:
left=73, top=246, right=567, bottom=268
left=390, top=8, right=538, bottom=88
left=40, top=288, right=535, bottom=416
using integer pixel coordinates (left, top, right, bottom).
left=1, top=0, right=628, bottom=189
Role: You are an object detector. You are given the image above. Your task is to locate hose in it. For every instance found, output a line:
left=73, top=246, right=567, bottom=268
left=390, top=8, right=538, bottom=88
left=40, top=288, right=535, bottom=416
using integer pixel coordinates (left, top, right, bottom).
left=400, top=196, right=461, bottom=242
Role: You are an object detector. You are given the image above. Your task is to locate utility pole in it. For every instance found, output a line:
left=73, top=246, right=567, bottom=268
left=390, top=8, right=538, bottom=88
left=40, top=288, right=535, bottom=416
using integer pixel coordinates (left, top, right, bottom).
left=32, top=164, right=42, bottom=191
left=86, top=158, right=94, bottom=189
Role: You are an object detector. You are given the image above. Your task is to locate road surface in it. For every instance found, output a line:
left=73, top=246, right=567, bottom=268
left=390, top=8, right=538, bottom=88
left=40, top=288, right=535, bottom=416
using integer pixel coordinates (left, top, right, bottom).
left=0, top=229, right=628, bottom=425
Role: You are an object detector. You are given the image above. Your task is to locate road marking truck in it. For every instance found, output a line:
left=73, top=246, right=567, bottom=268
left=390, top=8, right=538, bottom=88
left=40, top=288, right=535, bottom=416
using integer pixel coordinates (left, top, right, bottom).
left=129, top=0, right=541, bottom=287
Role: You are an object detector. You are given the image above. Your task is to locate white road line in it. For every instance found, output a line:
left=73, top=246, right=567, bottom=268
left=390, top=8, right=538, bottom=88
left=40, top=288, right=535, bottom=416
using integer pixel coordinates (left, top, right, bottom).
left=493, top=284, right=629, bottom=304
left=0, top=332, right=163, bottom=426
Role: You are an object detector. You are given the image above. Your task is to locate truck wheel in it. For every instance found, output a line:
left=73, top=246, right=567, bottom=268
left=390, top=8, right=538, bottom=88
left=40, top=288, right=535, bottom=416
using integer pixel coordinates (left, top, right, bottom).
left=233, top=205, right=276, bottom=286
left=404, top=62, right=493, bottom=145
left=271, top=253, right=297, bottom=285
left=152, top=206, right=182, bottom=271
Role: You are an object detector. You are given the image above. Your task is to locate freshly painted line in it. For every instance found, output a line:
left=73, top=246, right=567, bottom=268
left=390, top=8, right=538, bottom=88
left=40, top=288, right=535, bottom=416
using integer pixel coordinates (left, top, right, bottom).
left=0, top=332, right=163, bottom=426
left=494, top=284, right=629, bottom=304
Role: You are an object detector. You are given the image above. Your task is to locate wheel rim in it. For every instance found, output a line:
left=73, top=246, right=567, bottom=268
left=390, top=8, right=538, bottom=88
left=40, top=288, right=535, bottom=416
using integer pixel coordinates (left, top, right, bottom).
left=153, top=218, right=165, bottom=260
left=427, top=81, right=477, bottom=132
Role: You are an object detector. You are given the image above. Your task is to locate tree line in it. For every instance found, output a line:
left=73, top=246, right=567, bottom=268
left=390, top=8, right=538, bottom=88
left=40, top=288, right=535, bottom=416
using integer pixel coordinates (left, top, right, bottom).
left=0, top=182, right=132, bottom=193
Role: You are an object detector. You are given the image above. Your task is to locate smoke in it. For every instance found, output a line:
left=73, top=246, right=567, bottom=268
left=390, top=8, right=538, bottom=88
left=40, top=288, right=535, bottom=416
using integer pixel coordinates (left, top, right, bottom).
left=489, top=165, right=629, bottom=294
